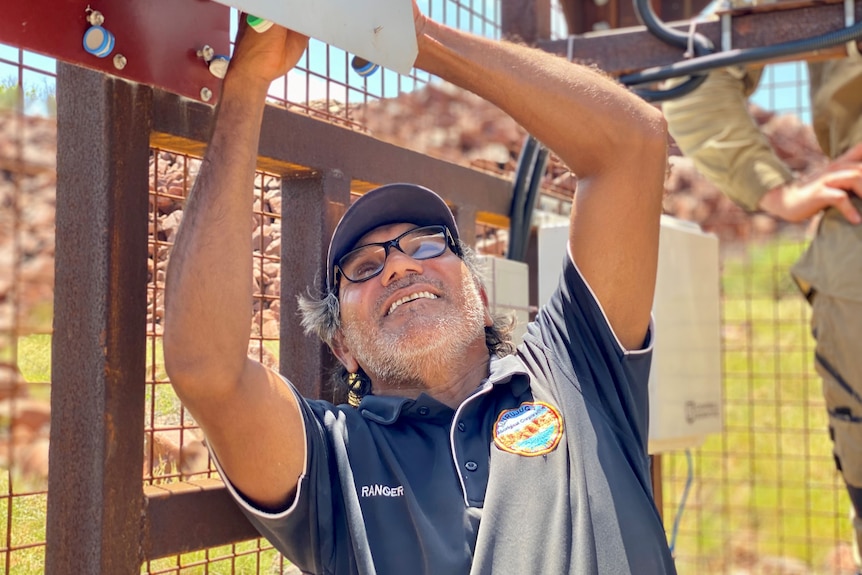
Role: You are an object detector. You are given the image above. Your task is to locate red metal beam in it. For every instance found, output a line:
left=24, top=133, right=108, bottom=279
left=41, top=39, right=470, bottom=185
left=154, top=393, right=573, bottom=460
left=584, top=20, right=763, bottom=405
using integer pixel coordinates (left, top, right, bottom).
left=0, top=0, right=229, bottom=103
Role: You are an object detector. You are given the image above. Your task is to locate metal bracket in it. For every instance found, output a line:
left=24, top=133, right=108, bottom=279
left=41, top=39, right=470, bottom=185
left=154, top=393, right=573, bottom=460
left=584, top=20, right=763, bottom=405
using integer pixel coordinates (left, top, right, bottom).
left=847, top=0, right=860, bottom=59
left=721, top=11, right=732, bottom=52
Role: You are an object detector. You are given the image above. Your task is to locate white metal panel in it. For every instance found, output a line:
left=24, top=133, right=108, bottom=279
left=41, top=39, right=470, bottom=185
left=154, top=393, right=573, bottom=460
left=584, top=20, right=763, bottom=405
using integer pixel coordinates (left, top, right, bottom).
left=215, top=0, right=418, bottom=75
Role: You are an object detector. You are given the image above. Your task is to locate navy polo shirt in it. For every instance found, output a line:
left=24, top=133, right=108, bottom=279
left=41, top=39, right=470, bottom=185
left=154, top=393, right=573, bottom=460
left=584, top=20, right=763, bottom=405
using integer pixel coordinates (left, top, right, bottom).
left=218, top=254, right=676, bottom=574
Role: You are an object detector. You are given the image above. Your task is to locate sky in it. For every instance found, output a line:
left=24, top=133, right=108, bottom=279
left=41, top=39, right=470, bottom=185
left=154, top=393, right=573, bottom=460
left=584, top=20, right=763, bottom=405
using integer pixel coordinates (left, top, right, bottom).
left=750, top=62, right=811, bottom=124
left=0, top=1, right=812, bottom=123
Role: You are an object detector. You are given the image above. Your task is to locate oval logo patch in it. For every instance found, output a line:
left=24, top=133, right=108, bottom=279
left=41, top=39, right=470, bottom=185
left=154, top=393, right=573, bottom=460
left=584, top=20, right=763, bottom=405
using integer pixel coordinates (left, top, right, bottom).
left=493, top=401, right=563, bottom=456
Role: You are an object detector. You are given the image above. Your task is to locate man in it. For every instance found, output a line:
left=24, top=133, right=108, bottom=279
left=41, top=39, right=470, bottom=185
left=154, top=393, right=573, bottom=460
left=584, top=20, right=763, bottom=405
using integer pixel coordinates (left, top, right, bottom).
left=663, top=50, right=862, bottom=569
left=164, top=3, right=672, bottom=573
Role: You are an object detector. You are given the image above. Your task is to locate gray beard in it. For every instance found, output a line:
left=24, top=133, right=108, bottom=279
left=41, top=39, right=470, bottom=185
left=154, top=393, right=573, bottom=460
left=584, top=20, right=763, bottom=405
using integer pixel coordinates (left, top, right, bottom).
left=341, top=278, right=487, bottom=389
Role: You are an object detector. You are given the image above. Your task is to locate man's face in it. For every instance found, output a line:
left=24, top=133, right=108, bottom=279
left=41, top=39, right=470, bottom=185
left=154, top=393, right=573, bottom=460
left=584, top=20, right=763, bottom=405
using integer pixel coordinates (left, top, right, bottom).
left=335, top=222, right=489, bottom=388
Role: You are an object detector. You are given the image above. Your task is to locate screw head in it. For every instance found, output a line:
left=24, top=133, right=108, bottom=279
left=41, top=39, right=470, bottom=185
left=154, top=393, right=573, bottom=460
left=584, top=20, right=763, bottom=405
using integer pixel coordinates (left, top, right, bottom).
left=113, top=54, right=127, bottom=70
left=197, top=45, right=214, bottom=62
left=200, top=87, right=213, bottom=102
left=87, top=10, right=105, bottom=26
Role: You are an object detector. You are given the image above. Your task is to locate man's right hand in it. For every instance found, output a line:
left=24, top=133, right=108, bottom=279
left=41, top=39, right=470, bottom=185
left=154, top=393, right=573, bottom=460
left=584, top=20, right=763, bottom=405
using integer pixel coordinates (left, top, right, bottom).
left=227, top=14, right=309, bottom=90
left=758, top=142, right=862, bottom=224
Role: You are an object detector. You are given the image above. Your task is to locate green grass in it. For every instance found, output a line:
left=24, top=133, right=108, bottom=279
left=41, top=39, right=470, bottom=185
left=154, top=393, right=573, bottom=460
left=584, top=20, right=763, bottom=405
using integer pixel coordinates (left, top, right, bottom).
left=721, top=240, right=808, bottom=300
left=142, top=541, right=288, bottom=574
left=8, top=334, right=52, bottom=404
left=0, top=474, right=47, bottom=575
left=664, top=239, right=848, bottom=574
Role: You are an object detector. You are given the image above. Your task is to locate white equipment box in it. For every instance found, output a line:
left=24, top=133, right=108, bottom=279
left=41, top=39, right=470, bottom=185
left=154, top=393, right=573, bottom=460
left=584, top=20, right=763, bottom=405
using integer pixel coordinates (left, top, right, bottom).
left=477, top=256, right=530, bottom=347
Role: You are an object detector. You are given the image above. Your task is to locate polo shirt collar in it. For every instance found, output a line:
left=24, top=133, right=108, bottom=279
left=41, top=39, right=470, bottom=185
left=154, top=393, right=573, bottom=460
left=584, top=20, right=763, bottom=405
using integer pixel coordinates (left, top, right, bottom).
left=488, top=353, right=530, bottom=397
left=358, top=393, right=454, bottom=425
left=356, top=353, right=530, bottom=424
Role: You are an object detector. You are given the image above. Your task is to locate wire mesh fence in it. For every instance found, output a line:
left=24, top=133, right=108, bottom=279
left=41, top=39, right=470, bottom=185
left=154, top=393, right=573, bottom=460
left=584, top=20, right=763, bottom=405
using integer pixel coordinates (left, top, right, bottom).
left=661, top=234, right=851, bottom=574
left=256, top=2, right=500, bottom=134
left=0, top=43, right=55, bottom=573
left=0, top=4, right=854, bottom=574
left=660, top=61, right=852, bottom=575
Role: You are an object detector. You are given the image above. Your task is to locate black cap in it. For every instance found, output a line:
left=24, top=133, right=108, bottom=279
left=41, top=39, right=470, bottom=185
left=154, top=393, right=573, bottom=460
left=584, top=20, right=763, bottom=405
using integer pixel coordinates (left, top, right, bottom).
left=326, top=183, right=459, bottom=293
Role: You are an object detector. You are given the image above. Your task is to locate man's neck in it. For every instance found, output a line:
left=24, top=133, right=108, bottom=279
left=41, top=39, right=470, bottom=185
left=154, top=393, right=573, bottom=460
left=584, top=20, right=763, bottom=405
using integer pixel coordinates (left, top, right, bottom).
left=371, top=347, right=491, bottom=409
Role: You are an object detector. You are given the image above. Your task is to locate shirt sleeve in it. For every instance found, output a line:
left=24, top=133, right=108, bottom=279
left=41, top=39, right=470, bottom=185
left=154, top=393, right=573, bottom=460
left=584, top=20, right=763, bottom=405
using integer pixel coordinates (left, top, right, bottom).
left=662, top=66, right=794, bottom=211
left=524, top=251, right=654, bottom=455
left=211, top=377, right=343, bottom=574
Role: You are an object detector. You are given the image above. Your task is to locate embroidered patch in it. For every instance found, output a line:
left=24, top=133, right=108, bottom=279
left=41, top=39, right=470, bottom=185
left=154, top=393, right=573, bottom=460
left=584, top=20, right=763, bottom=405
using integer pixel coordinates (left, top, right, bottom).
left=493, top=401, right=564, bottom=456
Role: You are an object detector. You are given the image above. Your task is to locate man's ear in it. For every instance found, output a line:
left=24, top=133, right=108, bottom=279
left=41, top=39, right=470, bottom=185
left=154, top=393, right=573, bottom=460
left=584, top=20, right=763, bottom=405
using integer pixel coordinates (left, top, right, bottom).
left=478, top=284, right=494, bottom=328
left=331, top=330, right=360, bottom=373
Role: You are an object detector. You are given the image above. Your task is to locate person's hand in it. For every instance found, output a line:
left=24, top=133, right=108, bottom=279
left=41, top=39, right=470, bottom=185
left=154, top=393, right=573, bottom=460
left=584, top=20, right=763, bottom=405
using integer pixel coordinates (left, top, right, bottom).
left=413, top=1, right=428, bottom=36
left=226, top=15, right=309, bottom=89
left=758, top=142, right=862, bottom=224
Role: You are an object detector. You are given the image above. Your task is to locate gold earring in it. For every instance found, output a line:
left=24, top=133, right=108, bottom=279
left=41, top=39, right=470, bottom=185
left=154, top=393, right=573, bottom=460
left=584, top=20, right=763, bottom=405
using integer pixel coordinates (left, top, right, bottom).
left=347, top=371, right=372, bottom=407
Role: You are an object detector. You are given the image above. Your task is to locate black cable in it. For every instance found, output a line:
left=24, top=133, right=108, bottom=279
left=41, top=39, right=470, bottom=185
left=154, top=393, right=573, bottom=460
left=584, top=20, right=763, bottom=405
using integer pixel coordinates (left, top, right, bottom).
left=507, top=136, right=548, bottom=262
left=507, top=136, right=538, bottom=261
left=515, top=145, right=549, bottom=262
left=633, top=0, right=714, bottom=54
left=633, top=73, right=708, bottom=102
left=627, top=0, right=714, bottom=101
left=621, top=20, right=862, bottom=89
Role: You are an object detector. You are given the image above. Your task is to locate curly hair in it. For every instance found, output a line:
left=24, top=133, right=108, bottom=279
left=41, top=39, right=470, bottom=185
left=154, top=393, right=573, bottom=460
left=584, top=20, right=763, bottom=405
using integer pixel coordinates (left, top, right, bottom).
left=297, top=242, right=517, bottom=393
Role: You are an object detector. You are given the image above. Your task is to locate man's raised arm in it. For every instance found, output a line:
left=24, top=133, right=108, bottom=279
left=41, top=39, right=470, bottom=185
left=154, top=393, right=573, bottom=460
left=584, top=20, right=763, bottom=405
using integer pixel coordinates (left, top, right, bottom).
left=412, top=8, right=667, bottom=349
left=163, top=22, right=309, bottom=509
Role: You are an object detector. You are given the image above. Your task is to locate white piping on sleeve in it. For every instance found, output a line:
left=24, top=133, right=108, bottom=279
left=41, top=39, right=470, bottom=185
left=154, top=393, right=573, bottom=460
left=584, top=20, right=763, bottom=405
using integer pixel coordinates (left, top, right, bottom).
left=209, top=373, right=310, bottom=520
left=566, top=243, right=654, bottom=357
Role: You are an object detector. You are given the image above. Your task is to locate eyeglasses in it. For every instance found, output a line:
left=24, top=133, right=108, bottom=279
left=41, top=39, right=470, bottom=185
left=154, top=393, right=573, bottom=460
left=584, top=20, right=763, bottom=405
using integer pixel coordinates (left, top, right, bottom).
left=334, top=225, right=460, bottom=290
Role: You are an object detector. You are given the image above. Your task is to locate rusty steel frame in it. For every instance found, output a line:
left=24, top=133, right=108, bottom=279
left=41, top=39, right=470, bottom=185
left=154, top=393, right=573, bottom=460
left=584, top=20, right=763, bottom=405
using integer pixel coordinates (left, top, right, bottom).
left=36, top=0, right=862, bottom=571
left=46, top=64, right=151, bottom=573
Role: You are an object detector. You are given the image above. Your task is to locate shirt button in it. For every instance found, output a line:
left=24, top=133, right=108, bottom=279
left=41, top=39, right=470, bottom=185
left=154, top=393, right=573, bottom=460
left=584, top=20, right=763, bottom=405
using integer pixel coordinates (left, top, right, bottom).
left=418, top=406, right=430, bottom=416
left=465, top=461, right=478, bottom=472
left=457, top=422, right=466, bottom=432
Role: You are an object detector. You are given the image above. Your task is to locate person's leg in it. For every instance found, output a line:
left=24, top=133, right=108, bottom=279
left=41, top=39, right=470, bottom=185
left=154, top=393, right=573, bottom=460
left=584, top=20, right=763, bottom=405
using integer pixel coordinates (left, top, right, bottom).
left=811, top=294, right=862, bottom=569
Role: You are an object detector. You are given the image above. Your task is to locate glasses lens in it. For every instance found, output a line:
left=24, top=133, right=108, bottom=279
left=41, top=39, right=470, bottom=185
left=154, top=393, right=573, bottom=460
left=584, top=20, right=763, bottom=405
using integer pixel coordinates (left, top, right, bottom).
left=400, top=227, right=447, bottom=260
left=340, top=245, right=387, bottom=282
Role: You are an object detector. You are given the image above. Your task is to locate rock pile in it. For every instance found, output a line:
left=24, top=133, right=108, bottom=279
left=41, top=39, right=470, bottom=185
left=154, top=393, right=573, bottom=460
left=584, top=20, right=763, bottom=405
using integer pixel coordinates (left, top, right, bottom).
left=1, top=84, right=826, bottom=342
left=0, top=111, right=56, bottom=334
left=356, top=82, right=823, bottom=244
left=147, top=152, right=284, bottom=342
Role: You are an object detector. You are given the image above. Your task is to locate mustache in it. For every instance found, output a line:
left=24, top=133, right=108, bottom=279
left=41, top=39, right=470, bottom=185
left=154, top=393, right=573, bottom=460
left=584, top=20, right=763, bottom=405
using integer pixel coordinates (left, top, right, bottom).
left=376, top=275, right=446, bottom=311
